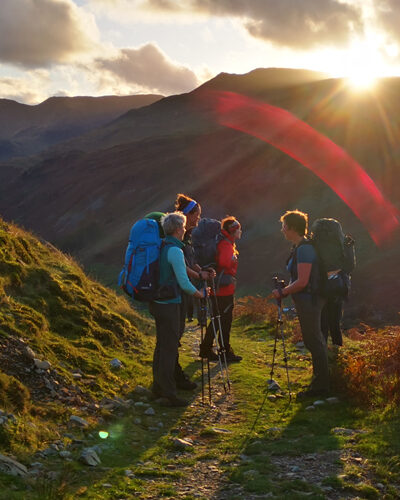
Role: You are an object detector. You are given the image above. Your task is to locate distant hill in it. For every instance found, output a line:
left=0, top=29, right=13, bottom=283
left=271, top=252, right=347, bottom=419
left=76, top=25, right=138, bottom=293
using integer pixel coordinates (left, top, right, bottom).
left=0, top=94, right=163, bottom=161
left=0, top=68, right=399, bottom=319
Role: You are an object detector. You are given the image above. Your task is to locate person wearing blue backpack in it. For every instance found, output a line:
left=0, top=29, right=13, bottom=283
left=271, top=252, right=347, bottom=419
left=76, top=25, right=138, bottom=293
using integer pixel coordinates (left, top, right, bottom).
left=149, top=212, right=210, bottom=407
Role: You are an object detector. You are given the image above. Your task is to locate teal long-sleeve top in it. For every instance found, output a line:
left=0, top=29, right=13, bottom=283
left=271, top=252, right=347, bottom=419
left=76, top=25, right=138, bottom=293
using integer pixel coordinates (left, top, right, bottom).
left=155, top=235, right=197, bottom=304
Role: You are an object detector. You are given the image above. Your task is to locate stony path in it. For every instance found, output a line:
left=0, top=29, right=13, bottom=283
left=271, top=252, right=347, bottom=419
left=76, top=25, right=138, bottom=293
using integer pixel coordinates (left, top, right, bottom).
left=139, top=324, right=389, bottom=500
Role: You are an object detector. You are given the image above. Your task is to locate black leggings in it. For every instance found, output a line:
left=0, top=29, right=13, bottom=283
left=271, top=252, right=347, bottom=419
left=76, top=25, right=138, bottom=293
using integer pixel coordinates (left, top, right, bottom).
left=201, top=295, right=234, bottom=352
left=321, top=297, right=343, bottom=346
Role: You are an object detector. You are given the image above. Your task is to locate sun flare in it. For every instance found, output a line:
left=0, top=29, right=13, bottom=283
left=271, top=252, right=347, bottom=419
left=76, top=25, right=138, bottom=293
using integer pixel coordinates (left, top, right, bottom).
left=347, top=68, right=377, bottom=90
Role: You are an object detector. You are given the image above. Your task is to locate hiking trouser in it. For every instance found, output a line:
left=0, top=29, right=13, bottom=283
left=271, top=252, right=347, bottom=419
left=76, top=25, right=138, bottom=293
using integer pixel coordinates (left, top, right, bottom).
left=149, top=302, right=180, bottom=399
left=292, top=294, right=329, bottom=392
left=321, top=297, right=343, bottom=346
left=201, top=295, right=234, bottom=353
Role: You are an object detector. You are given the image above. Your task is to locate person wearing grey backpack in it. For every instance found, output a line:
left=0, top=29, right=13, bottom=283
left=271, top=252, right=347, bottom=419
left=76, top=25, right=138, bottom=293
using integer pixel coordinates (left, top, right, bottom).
left=311, top=218, right=356, bottom=347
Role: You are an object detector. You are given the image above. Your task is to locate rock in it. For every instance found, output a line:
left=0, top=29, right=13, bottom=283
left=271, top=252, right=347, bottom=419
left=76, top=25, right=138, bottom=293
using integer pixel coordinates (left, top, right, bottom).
left=149, top=427, right=159, bottom=431
left=42, top=447, right=57, bottom=457
left=33, top=359, right=51, bottom=370
left=211, top=428, right=232, bottom=434
left=267, top=395, right=277, bottom=401
left=69, top=415, right=89, bottom=427
left=0, top=454, right=28, bottom=477
left=134, top=401, right=145, bottom=407
left=295, top=341, right=305, bottom=348
left=266, top=427, right=282, bottom=433
left=80, top=448, right=101, bottom=466
left=172, top=438, right=194, bottom=450
left=331, top=427, right=356, bottom=436
left=110, top=358, right=123, bottom=369
left=376, top=483, right=385, bottom=490
left=124, top=469, right=134, bottom=476
left=59, top=451, right=72, bottom=459
left=30, top=462, right=43, bottom=469
left=102, top=483, right=112, bottom=488
left=266, top=379, right=281, bottom=391
left=132, top=385, right=153, bottom=398
left=326, top=397, right=340, bottom=404
left=134, top=418, right=142, bottom=425
left=157, top=422, right=164, bottom=428
left=305, top=405, right=315, bottom=411
left=24, top=346, right=36, bottom=359
left=313, top=400, right=325, bottom=406
left=144, top=407, right=155, bottom=416
left=72, top=373, right=82, bottom=379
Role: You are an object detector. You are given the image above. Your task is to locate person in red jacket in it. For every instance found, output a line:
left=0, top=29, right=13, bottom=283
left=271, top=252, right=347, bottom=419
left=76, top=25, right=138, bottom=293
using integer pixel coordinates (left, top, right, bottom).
left=199, top=216, right=242, bottom=363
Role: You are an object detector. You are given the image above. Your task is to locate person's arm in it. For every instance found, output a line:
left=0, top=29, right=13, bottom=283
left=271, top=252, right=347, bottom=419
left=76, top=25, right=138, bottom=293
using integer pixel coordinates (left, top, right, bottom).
left=281, top=263, right=312, bottom=296
left=168, top=247, right=205, bottom=298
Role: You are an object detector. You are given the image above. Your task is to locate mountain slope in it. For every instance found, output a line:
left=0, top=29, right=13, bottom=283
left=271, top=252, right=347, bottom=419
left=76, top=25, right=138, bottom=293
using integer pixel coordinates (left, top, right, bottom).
left=0, top=68, right=399, bottom=318
left=0, top=94, right=163, bottom=161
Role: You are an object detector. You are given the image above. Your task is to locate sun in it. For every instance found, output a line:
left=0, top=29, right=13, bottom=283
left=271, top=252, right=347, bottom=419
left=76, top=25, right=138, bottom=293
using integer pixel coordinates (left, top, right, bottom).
left=347, top=67, right=377, bottom=90
left=322, top=36, right=389, bottom=91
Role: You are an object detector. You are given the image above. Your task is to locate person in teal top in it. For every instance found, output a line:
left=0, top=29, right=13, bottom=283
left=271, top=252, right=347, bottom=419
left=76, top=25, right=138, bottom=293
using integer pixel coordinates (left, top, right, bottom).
left=149, top=212, right=209, bottom=407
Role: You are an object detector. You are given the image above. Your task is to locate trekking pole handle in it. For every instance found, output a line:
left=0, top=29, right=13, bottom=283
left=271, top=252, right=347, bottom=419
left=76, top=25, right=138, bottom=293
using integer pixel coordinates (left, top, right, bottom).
left=272, top=276, right=286, bottom=304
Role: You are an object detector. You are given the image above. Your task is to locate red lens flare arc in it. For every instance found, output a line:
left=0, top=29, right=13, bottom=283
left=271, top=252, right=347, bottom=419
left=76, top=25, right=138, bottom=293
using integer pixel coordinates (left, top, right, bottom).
left=205, top=90, right=399, bottom=246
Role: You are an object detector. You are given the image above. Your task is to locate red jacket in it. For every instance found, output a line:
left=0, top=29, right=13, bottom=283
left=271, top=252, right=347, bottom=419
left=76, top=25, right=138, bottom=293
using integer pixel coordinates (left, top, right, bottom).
left=215, top=229, right=238, bottom=296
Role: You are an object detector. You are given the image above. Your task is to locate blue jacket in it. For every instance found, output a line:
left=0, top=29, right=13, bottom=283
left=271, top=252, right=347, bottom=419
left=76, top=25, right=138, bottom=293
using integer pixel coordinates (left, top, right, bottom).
left=155, top=235, right=197, bottom=304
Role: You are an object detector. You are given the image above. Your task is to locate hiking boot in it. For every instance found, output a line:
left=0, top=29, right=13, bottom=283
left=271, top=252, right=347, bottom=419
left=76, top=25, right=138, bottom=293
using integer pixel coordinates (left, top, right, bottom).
left=175, top=363, right=197, bottom=390
left=161, top=396, right=189, bottom=407
left=199, top=348, right=219, bottom=361
left=225, top=349, right=242, bottom=363
left=296, top=387, right=330, bottom=401
left=176, top=372, right=197, bottom=391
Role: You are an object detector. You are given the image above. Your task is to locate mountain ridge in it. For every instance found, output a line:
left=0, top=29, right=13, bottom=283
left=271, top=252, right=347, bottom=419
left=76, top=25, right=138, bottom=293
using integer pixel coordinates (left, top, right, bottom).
left=0, top=68, right=399, bottom=318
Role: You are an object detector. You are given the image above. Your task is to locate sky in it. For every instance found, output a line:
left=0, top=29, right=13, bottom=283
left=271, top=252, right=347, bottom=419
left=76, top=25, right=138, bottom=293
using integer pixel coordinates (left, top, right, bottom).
left=1, top=0, right=400, bottom=104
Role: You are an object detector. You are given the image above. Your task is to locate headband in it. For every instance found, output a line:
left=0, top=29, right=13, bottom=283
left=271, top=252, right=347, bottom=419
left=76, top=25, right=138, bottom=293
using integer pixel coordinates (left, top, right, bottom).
left=227, top=220, right=240, bottom=233
left=182, top=200, right=197, bottom=215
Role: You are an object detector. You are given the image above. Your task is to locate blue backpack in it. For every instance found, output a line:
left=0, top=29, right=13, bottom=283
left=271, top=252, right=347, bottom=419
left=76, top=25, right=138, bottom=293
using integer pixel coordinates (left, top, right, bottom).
left=118, top=219, right=162, bottom=301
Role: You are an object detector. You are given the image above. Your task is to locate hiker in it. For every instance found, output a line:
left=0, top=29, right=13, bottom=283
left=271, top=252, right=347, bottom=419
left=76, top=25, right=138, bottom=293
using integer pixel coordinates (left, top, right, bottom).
left=174, top=194, right=215, bottom=389
left=272, top=210, right=329, bottom=399
left=311, top=219, right=356, bottom=347
left=199, top=216, right=243, bottom=363
left=149, top=212, right=210, bottom=407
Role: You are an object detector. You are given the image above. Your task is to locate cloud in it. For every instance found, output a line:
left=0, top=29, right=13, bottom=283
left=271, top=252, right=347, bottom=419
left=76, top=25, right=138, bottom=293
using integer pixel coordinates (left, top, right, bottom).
left=0, top=70, right=51, bottom=104
left=94, top=43, right=200, bottom=94
left=0, top=0, right=99, bottom=68
left=375, top=0, right=400, bottom=45
left=143, top=0, right=364, bottom=50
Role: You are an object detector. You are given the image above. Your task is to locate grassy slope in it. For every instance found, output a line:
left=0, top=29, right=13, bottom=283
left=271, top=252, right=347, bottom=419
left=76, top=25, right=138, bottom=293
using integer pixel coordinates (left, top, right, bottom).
left=0, top=221, right=399, bottom=499
left=0, top=217, right=154, bottom=460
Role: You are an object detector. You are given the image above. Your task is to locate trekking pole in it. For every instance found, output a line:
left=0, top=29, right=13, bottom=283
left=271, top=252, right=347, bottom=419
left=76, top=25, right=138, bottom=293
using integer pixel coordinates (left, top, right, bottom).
left=199, top=296, right=207, bottom=404
left=273, top=277, right=292, bottom=403
left=211, top=278, right=231, bottom=391
left=205, top=295, right=229, bottom=394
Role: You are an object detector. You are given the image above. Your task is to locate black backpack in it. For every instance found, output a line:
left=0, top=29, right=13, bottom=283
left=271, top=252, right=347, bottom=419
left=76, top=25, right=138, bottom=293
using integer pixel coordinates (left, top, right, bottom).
left=310, top=218, right=356, bottom=298
left=311, top=218, right=356, bottom=274
left=191, top=218, right=221, bottom=268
